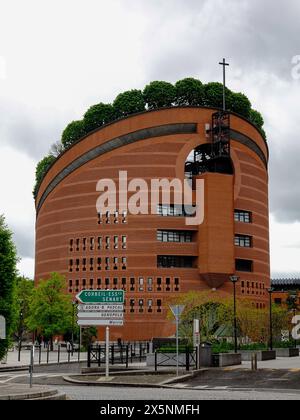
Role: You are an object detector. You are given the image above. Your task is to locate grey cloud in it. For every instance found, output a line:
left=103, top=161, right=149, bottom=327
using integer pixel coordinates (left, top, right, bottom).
left=12, top=226, right=35, bottom=259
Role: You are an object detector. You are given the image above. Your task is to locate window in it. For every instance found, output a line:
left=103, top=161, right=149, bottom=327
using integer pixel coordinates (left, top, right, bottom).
left=69, top=239, right=73, bottom=252
left=235, top=235, right=252, bottom=248
left=157, top=204, right=196, bottom=217
left=234, top=210, right=252, bottom=223
left=148, top=299, right=153, bottom=312
left=122, top=236, right=127, bottom=249
left=69, top=259, right=73, bottom=272
left=130, top=277, right=135, bottom=291
left=97, top=237, right=102, bottom=250
left=97, top=212, right=102, bottom=225
left=114, top=211, right=119, bottom=224
left=83, top=238, right=87, bottom=251
left=157, top=230, right=193, bottom=243
left=76, top=259, right=80, bottom=272
left=106, top=211, right=111, bottom=224
left=114, top=236, right=118, bottom=249
left=105, top=278, right=110, bottom=288
left=139, top=299, right=144, bottom=313
left=122, top=211, right=127, bottom=224
left=157, top=256, right=195, bottom=268
left=122, top=278, right=126, bottom=290
left=90, top=278, right=94, bottom=289
left=90, top=237, right=95, bottom=251
left=76, top=239, right=80, bottom=251
left=106, top=236, right=110, bottom=250
left=105, top=257, right=110, bottom=270
left=97, top=257, right=101, bottom=270
left=113, top=257, right=118, bottom=270
left=166, top=278, right=171, bottom=291
left=130, top=299, right=135, bottom=313
left=236, top=259, right=253, bottom=273
left=113, top=278, right=118, bottom=289
left=122, top=257, right=127, bottom=270
left=97, top=278, right=101, bottom=288
left=82, top=258, right=87, bottom=271
left=82, top=279, right=86, bottom=288
left=157, top=299, right=162, bottom=313
left=69, top=279, right=73, bottom=292
left=75, top=279, right=79, bottom=292
left=90, top=258, right=94, bottom=271
left=139, top=277, right=144, bottom=292
left=174, top=278, right=180, bottom=291
left=157, top=278, right=162, bottom=291
left=147, top=278, right=153, bottom=292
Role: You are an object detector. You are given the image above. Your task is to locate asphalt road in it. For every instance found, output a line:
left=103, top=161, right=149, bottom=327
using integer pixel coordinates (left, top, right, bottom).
left=54, top=385, right=300, bottom=400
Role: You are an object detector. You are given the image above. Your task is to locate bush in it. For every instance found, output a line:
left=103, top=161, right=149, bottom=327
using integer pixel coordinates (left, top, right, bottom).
left=175, top=77, right=205, bottom=106
left=143, top=81, right=176, bottom=109
left=113, top=90, right=145, bottom=117
left=230, top=92, right=252, bottom=119
left=33, top=155, right=56, bottom=198
left=61, top=120, right=87, bottom=149
left=249, top=109, right=264, bottom=129
left=203, top=82, right=233, bottom=109
left=84, top=103, right=115, bottom=132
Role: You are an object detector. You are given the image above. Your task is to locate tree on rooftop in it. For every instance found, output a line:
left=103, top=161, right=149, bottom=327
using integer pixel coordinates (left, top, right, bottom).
left=143, top=81, right=176, bottom=109
left=175, top=77, right=205, bottom=106
left=84, top=103, right=115, bottom=132
left=61, top=120, right=87, bottom=149
left=113, top=90, right=145, bottom=117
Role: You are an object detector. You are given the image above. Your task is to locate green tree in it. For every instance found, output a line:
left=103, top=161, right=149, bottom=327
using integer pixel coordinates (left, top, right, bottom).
left=203, top=82, right=233, bottom=109
left=175, top=77, right=205, bottom=106
left=0, top=216, right=18, bottom=360
left=61, top=120, right=86, bottom=149
left=33, top=155, right=56, bottom=199
left=143, top=81, right=176, bottom=109
left=84, top=103, right=115, bottom=132
left=26, top=273, right=72, bottom=350
left=113, top=90, right=145, bottom=117
left=249, top=109, right=264, bottom=129
left=230, top=92, right=252, bottom=119
left=14, top=277, right=34, bottom=348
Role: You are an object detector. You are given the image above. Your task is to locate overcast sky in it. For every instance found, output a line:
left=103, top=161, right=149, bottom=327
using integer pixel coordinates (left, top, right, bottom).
left=0, top=0, right=299, bottom=279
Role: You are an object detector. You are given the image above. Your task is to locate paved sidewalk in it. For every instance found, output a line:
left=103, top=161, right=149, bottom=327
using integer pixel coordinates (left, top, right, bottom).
left=0, top=383, right=64, bottom=400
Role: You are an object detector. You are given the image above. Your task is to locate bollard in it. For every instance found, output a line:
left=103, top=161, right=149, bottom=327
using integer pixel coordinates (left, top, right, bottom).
left=47, top=343, right=49, bottom=364
left=68, top=348, right=71, bottom=363
left=155, top=351, right=158, bottom=372
left=111, top=344, right=114, bottom=365
left=126, top=345, right=129, bottom=368
left=251, top=353, right=258, bottom=371
left=39, top=345, right=42, bottom=365
left=87, top=345, right=91, bottom=368
left=186, top=347, right=190, bottom=372
left=58, top=344, right=61, bottom=364
left=130, top=345, right=133, bottom=364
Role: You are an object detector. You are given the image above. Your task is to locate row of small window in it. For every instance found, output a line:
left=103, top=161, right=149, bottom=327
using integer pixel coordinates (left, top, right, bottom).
left=126, top=299, right=163, bottom=313
left=241, top=281, right=266, bottom=296
left=157, top=230, right=193, bottom=243
left=68, top=277, right=180, bottom=293
left=235, top=235, right=252, bottom=248
left=234, top=210, right=252, bottom=224
left=69, top=257, right=127, bottom=272
left=70, top=236, right=127, bottom=252
left=97, top=211, right=127, bottom=225
left=253, top=302, right=266, bottom=309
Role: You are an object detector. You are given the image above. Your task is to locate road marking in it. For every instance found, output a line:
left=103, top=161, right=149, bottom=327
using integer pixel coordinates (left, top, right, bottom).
left=174, top=384, right=188, bottom=388
left=195, top=385, right=209, bottom=389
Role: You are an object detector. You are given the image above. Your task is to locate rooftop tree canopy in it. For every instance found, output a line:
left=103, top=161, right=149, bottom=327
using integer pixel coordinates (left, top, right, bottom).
left=33, top=77, right=266, bottom=198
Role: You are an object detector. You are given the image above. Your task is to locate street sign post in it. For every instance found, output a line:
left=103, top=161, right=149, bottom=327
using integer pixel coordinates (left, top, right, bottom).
left=169, top=305, right=185, bottom=377
left=76, top=290, right=125, bottom=378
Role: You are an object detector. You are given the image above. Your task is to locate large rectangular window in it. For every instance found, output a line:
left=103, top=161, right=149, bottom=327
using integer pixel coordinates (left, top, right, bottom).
left=157, top=256, right=195, bottom=268
left=235, top=235, right=252, bottom=248
left=157, top=230, right=193, bottom=243
left=235, top=259, right=253, bottom=272
left=157, top=204, right=196, bottom=217
left=234, top=210, right=252, bottom=223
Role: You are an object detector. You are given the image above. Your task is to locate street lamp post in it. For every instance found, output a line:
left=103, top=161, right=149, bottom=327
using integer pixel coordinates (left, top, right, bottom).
left=230, top=276, right=239, bottom=354
left=267, top=288, right=274, bottom=351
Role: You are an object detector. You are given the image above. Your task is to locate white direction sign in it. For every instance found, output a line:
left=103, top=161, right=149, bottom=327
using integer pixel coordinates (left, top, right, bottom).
left=78, top=304, right=123, bottom=312
left=77, top=319, right=124, bottom=327
left=78, top=312, right=124, bottom=319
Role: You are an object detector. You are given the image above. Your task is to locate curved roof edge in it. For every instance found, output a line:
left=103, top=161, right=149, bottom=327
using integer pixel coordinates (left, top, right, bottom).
left=35, top=106, right=268, bottom=205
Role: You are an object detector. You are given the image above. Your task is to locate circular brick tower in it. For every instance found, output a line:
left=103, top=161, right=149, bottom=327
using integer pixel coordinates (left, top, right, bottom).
left=35, top=107, right=270, bottom=340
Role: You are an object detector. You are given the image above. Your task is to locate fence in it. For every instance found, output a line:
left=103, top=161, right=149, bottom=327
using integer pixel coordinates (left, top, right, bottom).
left=154, top=347, right=198, bottom=372
left=87, top=342, right=148, bottom=368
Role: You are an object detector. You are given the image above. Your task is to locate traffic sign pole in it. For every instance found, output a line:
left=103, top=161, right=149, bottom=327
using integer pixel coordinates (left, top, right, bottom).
left=106, top=327, right=109, bottom=378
